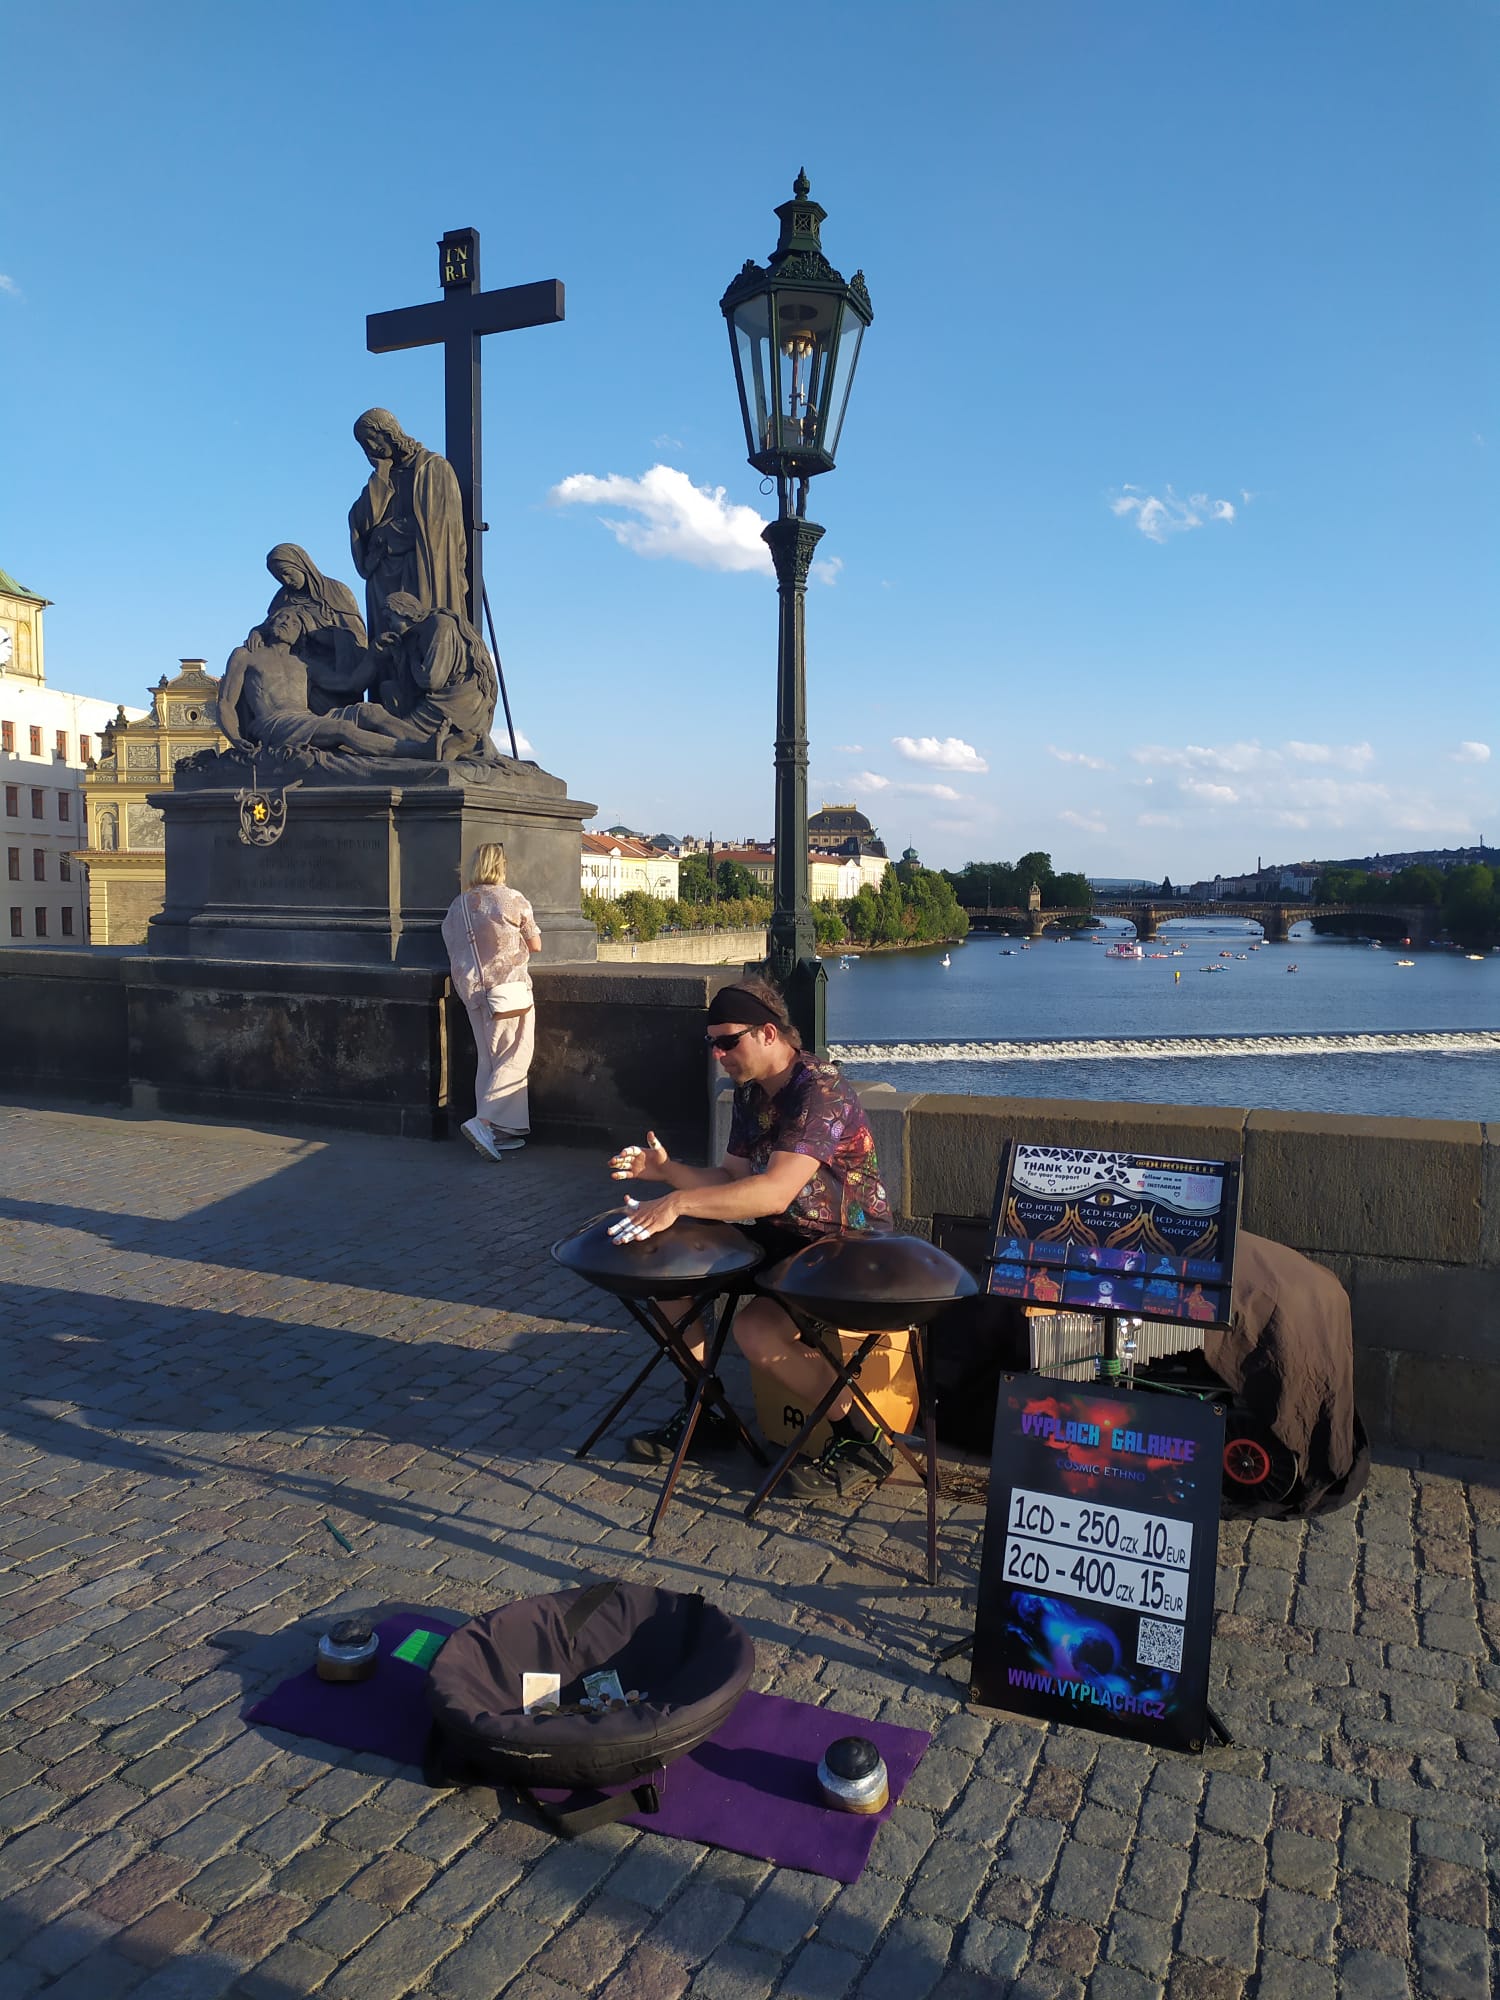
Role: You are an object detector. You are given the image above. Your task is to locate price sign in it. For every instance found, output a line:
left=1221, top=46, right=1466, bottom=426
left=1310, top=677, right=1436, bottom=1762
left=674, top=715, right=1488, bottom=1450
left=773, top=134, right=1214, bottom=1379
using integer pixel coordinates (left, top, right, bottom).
left=971, top=1378, right=1223, bottom=1753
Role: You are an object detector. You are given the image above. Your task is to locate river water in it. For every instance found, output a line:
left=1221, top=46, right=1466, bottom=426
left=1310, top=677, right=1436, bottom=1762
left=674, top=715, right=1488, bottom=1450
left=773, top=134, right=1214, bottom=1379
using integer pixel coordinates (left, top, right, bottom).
left=828, top=922, right=1500, bottom=1120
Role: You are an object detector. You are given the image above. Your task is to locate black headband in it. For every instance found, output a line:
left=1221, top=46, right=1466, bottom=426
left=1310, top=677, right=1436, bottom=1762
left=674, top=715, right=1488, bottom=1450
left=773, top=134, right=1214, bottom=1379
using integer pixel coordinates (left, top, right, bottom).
left=706, top=985, right=782, bottom=1030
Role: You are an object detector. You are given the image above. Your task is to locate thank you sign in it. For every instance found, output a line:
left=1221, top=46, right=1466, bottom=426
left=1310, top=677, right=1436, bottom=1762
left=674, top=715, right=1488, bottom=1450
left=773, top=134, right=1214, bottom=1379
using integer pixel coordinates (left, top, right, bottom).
left=970, top=1378, right=1223, bottom=1752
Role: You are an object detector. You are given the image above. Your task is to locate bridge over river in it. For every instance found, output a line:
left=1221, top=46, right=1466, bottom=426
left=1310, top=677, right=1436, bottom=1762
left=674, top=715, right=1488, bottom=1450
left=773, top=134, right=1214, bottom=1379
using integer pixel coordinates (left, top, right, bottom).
left=965, top=899, right=1437, bottom=943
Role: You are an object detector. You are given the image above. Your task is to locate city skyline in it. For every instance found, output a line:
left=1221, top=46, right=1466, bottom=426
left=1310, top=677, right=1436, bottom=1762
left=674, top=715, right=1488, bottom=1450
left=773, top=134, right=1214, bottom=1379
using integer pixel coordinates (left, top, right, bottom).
left=1, top=2, right=1493, bottom=878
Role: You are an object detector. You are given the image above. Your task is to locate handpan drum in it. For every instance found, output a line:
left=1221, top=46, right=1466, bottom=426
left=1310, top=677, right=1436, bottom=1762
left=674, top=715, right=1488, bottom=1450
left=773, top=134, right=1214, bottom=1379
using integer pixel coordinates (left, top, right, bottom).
left=551, top=1213, right=764, bottom=1301
left=761, top=1234, right=977, bottom=1332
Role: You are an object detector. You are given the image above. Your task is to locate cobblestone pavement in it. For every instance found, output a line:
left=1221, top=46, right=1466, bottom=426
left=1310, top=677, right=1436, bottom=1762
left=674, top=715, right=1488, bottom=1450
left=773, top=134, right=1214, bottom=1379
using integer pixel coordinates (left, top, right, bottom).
left=0, top=1099, right=1496, bottom=2000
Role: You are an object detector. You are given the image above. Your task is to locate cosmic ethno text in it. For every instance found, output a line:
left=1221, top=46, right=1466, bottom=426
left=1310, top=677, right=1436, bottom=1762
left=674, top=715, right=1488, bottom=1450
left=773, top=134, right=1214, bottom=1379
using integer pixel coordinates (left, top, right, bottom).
left=1003, top=1485, right=1194, bottom=1621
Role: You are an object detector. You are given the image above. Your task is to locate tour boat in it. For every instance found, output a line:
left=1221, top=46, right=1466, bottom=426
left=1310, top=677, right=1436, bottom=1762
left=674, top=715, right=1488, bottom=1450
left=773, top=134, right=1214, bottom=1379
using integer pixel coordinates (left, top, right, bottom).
left=1106, top=942, right=1143, bottom=959
left=1396, top=959, right=1415, bottom=967
left=1467, top=954, right=1485, bottom=962
left=1147, top=951, right=1168, bottom=959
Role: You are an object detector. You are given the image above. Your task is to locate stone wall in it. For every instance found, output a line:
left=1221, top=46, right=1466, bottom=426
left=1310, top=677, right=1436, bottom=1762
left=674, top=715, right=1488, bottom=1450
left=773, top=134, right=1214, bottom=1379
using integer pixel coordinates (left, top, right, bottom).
left=97, top=876, right=165, bottom=946
left=0, top=950, right=739, bottom=1151
left=596, top=928, right=766, bottom=966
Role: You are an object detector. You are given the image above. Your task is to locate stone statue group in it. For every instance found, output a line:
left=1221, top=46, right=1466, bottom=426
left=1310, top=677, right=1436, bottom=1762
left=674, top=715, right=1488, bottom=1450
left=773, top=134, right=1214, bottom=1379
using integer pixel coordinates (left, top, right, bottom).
left=218, top=411, right=502, bottom=764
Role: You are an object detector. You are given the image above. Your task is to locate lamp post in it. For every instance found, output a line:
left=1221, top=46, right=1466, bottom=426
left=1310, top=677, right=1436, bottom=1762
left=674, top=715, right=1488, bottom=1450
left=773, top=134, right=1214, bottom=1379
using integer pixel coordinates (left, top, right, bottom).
left=721, top=173, right=871, bottom=1054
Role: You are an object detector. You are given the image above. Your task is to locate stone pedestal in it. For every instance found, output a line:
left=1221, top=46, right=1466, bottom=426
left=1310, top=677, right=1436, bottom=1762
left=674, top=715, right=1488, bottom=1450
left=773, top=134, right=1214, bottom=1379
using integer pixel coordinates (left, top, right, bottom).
left=147, top=755, right=597, bottom=968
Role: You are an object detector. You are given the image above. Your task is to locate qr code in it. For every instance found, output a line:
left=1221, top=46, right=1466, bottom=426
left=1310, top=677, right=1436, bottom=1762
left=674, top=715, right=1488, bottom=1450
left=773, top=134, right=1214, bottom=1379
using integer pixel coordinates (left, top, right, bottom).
left=1136, top=1617, right=1184, bottom=1673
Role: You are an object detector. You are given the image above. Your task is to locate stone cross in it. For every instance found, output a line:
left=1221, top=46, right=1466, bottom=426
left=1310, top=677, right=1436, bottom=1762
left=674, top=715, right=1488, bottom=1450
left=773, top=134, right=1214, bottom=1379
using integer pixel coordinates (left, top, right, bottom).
left=366, top=228, right=564, bottom=632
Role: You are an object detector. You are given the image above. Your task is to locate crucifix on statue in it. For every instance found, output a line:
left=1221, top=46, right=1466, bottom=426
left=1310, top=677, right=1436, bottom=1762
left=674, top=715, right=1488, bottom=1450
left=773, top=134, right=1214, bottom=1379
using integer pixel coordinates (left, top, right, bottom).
left=366, top=227, right=565, bottom=637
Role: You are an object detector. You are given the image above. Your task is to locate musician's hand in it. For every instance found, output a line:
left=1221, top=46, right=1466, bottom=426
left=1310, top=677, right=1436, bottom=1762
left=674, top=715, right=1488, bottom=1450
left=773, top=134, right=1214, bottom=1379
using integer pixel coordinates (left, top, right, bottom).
left=609, top=1131, right=669, bottom=1182
left=607, top=1192, right=682, bottom=1244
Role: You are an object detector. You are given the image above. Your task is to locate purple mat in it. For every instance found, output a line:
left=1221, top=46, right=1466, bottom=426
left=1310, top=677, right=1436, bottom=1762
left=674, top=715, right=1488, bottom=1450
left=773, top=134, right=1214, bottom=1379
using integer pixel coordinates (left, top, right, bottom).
left=244, top=1612, right=929, bottom=1882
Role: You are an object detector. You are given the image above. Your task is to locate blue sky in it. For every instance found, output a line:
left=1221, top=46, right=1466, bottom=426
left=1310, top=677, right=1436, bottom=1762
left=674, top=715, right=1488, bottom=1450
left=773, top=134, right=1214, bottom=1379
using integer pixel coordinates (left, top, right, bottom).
left=1, top=1, right=1493, bottom=878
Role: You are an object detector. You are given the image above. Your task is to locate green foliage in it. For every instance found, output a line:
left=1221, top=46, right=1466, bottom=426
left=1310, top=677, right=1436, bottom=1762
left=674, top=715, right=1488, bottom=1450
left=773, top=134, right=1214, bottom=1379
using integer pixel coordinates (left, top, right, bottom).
left=839, top=864, right=968, bottom=946
left=1312, top=861, right=1498, bottom=946
left=616, top=890, right=663, bottom=941
left=677, top=853, right=714, bottom=903
left=715, top=860, right=761, bottom=900
left=583, top=891, right=772, bottom=940
left=582, top=892, right=628, bottom=941
left=582, top=865, right=969, bottom=950
left=944, top=852, right=1087, bottom=913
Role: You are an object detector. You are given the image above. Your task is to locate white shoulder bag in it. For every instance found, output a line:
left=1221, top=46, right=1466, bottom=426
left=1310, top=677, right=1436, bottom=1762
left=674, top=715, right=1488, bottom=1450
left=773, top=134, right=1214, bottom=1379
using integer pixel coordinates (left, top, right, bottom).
left=463, top=893, right=532, bottom=1019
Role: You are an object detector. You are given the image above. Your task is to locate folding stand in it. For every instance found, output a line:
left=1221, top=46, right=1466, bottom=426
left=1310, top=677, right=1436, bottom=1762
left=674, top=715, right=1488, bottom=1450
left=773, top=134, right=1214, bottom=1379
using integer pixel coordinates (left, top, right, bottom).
left=743, top=1312, right=942, bottom=1584
left=574, top=1284, right=769, bottom=1536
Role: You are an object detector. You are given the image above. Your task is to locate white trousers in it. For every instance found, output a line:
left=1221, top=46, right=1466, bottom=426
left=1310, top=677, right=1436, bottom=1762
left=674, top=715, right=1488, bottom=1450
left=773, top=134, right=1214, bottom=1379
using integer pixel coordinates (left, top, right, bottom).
left=462, top=996, right=535, bottom=1136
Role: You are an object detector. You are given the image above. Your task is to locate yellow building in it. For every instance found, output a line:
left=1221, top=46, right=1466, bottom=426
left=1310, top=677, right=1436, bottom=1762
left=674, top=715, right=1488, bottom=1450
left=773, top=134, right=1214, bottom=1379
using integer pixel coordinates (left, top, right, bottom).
left=580, top=832, right=680, bottom=900
left=77, top=660, right=225, bottom=944
left=0, top=567, right=47, bottom=686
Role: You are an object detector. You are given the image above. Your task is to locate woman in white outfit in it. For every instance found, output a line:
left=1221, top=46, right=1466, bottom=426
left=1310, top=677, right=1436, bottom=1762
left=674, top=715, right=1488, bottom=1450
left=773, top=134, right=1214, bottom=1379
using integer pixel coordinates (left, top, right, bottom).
left=442, top=843, right=542, bottom=1160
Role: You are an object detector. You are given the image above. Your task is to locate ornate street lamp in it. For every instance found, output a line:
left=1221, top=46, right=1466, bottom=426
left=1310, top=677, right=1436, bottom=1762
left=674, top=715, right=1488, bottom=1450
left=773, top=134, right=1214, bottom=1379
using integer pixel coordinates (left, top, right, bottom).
left=721, top=172, right=871, bottom=1054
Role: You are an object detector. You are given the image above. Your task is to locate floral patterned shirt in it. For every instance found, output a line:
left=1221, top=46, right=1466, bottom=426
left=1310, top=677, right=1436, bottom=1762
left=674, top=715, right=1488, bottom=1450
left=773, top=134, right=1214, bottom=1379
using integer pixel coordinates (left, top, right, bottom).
left=727, top=1057, right=892, bottom=1238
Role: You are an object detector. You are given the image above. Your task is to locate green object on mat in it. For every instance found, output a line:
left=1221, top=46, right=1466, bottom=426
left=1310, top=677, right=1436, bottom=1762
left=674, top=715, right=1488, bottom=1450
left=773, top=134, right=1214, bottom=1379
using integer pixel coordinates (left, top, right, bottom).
left=393, top=1628, right=449, bottom=1669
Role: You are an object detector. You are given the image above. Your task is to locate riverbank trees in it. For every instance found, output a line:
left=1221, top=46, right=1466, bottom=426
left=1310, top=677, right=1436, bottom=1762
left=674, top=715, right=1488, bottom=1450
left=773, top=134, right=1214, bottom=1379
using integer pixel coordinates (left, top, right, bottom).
left=1312, top=863, right=1498, bottom=947
left=582, top=862, right=969, bottom=949
left=942, top=852, right=1092, bottom=913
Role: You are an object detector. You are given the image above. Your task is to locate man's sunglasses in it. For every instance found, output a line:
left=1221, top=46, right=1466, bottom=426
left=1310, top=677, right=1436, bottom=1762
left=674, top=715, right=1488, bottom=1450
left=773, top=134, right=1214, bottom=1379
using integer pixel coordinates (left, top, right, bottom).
left=705, top=1028, right=757, bottom=1053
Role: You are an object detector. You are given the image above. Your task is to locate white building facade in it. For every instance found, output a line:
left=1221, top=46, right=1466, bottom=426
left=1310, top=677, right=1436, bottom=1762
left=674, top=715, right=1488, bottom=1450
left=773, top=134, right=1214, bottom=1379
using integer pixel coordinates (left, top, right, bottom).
left=1, top=568, right=142, bottom=947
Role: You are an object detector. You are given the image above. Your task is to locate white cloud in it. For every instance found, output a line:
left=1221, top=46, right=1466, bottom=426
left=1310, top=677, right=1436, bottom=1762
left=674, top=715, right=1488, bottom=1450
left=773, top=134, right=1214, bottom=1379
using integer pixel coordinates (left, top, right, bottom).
left=0, top=274, right=21, bottom=299
left=846, top=770, right=961, bottom=801
left=1452, top=741, right=1491, bottom=764
left=492, top=726, right=535, bottom=757
left=1122, top=734, right=1478, bottom=838
left=1180, top=779, right=1240, bottom=803
left=1132, top=739, right=1375, bottom=777
left=1060, top=809, right=1107, bottom=834
left=1047, top=745, right=1112, bottom=771
left=549, top=463, right=841, bottom=583
left=1284, top=740, right=1375, bottom=770
left=1109, top=485, right=1240, bottom=543
left=891, top=735, right=989, bottom=773
left=1136, top=812, right=1183, bottom=828
left=834, top=744, right=864, bottom=754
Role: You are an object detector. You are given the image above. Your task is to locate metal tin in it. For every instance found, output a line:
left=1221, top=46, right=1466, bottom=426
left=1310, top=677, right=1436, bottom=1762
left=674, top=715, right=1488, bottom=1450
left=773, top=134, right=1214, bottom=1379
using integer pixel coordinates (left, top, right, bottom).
left=316, top=1619, right=379, bottom=1683
left=816, top=1734, right=890, bottom=1814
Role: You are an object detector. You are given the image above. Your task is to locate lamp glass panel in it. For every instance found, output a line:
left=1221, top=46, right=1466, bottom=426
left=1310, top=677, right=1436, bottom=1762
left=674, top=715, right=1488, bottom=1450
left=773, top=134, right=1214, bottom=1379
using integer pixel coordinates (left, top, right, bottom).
left=772, top=288, right=839, bottom=456
left=822, top=306, right=866, bottom=461
left=731, top=297, right=773, bottom=456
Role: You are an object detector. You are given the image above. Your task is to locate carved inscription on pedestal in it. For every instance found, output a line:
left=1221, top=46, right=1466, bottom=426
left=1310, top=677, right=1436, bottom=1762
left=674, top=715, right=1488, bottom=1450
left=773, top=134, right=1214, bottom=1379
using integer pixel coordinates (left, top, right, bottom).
left=208, top=828, right=387, bottom=908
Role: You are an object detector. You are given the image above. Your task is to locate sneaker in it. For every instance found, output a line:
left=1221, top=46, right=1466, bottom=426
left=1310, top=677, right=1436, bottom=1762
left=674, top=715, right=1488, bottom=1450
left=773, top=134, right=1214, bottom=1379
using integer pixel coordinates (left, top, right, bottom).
left=461, top=1117, right=502, bottom=1162
left=490, top=1133, right=527, bottom=1152
left=783, top=1432, right=894, bottom=1502
left=627, top=1401, right=738, bottom=1465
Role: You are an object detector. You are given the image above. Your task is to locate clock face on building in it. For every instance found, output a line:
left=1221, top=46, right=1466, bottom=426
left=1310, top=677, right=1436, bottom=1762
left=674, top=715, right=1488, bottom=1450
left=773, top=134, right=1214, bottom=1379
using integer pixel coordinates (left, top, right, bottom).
left=0, top=627, right=13, bottom=668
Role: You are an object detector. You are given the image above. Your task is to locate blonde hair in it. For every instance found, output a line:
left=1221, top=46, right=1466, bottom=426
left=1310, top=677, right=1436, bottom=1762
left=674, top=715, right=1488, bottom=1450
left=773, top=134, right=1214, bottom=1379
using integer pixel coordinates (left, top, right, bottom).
left=463, top=842, right=508, bottom=888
